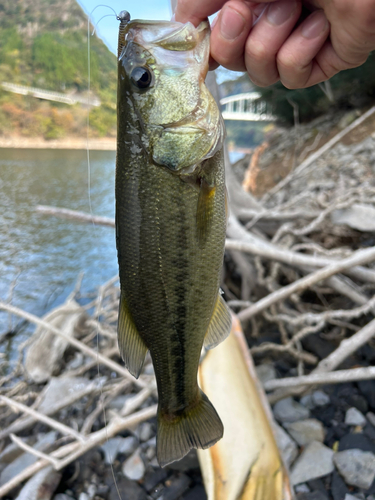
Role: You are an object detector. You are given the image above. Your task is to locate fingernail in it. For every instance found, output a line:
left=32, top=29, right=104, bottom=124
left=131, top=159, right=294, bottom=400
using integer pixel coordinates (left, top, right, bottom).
left=211, top=14, right=218, bottom=29
left=220, top=6, right=246, bottom=40
left=252, top=4, right=267, bottom=27
left=302, top=10, right=328, bottom=39
left=267, top=0, right=297, bottom=26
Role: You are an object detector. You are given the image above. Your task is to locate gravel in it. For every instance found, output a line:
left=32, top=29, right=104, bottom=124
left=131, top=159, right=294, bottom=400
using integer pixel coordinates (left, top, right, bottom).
left=345, top=408, right=367, bottom=427
left=284, top=419, right=325, bottom=446
left=333, top=449, right=375, bottom=489
left=122, top=450, right=146, bottom=481
left=273, top=397, right=311, bottom=423
left=290, top=441, right=334, bottom=486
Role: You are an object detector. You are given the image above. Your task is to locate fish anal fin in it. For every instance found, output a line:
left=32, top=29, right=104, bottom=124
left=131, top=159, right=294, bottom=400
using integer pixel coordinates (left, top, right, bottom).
left=117, top=294, right=148, bottom=379
left=157, top=390, right=223, bottom=468
left=204, top=294, right=232, bottom=350
left=196, top=178, right=216, bottom=244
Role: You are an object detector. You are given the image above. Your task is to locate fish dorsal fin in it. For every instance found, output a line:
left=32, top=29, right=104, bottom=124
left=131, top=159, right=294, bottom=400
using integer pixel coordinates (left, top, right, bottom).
left=118, top=294, right=148, bottom=378
left=204, top=294, right=232, bottom=350
left=196, top=178, right=216, bottom=245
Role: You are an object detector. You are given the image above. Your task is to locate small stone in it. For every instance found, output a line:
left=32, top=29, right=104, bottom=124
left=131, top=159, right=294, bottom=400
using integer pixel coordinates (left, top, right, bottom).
left=358, top=381, right=375, bottom=410
left=122, top=450, right=145, bottom=481
left=87, top=484, right=96, bottom=499
left=295, top=484, right=310, bottom=493
left=255, top=363, right=277, bottom=385
left=53, top=495, right=74, bottom=500
left=290, top=441, right=334, bottom=485
left=66, top=353, right=84, bottom=370
left=345, top=407, right=367, bottom=426
left=272, top=422, right=298, bottom=467
left=284, top=419, right=325, bottom=446
left=367, top=412, right=375, bottom=427
left=344, top=495, right=360, bottom=500
left=296, top=493, right=329, bottom=500
left=334, top=449, right=375, bottom=489
left=78, top=494, right=89, bottom=500
left=39, top=377, right=105, bottom=414
left=182, top=485, right=206, bottom=500
left=138, top=422, right=153, bottom=442
left=312, top=391, right=330, bottom=407
left=160, top=473, right=191, bottom=500
left=300, top=395, right=316, bottom=410
left=15, top=466, right=61, bottom=500
left=108, top=477, right=147, bottom=500
left=331, top=470, right=350, bottom=500
left=143, top=363, right=155, bottom=375
left=143, top=469, right=168, bottom=493
left=273, top=397, right=310, bottom=423
left=367, top=496, right=375, bottom=500
left=101, top=438, right=126, bottom=464
left=339, top=433, right=375, bottom=453
left=145, top=446, right=155, bottom=460
left=119, top=436, right=138, bottom=455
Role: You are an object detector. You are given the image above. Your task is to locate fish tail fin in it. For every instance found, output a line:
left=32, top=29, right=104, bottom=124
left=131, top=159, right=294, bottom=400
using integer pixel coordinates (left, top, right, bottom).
left=157, top=390, right=223, bottom=468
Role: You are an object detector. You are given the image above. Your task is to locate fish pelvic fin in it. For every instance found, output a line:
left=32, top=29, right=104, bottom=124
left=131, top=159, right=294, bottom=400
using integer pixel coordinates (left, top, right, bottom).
left=117, top=294, right=148, bottom=379
left=157, top=390, right=223, bottom=468
left=204, top=294, right=232, bottom=350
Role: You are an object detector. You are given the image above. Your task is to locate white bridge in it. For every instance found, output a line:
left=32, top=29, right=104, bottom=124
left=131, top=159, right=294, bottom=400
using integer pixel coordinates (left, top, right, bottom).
left=1, top=82, right=101, bottom=107
left=220, top=92, right=275, bottom=121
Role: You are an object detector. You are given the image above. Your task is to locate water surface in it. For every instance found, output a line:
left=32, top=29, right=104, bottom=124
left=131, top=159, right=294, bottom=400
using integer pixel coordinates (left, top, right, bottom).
left=0, top=148, right=118, bottom=360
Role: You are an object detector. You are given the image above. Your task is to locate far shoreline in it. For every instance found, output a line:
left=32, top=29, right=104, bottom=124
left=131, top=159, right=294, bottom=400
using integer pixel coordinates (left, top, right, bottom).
left=0, top=136, right=116, bottom=150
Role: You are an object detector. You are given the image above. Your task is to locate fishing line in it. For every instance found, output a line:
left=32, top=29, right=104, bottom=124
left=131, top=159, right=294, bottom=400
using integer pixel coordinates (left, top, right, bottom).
left=92, top=14, right=117, bottom=36
left=86, top=7, right=123, bottom=500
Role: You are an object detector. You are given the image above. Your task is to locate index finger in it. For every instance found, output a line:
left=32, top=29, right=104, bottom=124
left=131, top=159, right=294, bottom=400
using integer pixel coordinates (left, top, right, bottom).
left=175, top=0, right=281, bottom=25
left=175, top=0, right=227, bottom=25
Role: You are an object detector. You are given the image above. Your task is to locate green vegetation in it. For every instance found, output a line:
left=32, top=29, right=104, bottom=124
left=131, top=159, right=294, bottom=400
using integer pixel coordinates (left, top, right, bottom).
left=0, top=0, right=117, bottom=139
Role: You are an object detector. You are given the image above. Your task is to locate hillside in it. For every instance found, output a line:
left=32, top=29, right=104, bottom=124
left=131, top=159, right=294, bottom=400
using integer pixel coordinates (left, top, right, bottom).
left=0, top=0, right=117, bottom=140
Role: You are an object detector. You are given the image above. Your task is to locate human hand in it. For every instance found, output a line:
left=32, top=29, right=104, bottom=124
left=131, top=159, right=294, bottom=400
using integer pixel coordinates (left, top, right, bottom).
left=175, top=0, right=375, bottom=89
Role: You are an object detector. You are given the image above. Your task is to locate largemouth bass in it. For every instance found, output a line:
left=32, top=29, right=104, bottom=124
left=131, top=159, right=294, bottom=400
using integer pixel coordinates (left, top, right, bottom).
left=116, top=12, right=232, bottom=467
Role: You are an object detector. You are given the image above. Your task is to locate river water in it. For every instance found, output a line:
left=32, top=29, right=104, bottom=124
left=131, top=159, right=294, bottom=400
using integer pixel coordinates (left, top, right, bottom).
left=0, top=148, right=118, bottom=360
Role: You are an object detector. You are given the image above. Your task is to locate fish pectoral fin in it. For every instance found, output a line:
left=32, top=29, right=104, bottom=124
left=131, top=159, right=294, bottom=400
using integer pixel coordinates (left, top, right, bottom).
left=118, top=294, right=148, bottom=379
left=157, top=390, right=223, bottom=468
left=204, top=294, right=232, bottom=350
left=196, top=178, right=216, bottom=244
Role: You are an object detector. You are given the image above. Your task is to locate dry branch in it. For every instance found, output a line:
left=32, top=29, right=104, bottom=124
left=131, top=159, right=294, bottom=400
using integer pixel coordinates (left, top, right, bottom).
left=238, top=246, right=375, bottom=321
left=227, top=216, right=375, bottom=284
left=0, top=396, right=86, bottom=443
left=262, top=104, right=375, bottom=202
left=10, top=433, right=61, bottom=468
left=268, top=316, right=375, bottom=402
left=36, top=205, right=115, bottom=227
left=264, top=366, right=375, bottom=391
left=0, top=301, right=146, bottom=388
left=0, top=405, right=157, bottom=497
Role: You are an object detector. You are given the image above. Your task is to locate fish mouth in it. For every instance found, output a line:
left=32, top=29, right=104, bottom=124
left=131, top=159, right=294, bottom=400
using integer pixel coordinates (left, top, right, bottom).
left=122, top=20, right=210, bottom=51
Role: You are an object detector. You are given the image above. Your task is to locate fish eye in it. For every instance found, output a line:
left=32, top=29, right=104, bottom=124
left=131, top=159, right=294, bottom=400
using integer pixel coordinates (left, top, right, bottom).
left=130, top=67, right=153, bottom=90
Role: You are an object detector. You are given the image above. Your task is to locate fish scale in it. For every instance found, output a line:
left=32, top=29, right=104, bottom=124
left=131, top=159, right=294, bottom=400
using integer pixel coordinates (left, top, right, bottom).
left=116, top=15, right=232, bottom=467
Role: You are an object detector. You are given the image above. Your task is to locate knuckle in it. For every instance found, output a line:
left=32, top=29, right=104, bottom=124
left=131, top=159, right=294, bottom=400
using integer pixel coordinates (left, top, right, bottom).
left=246, top=40, right=270, bottom=63
left=277, top=49, right=301, bottom=73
